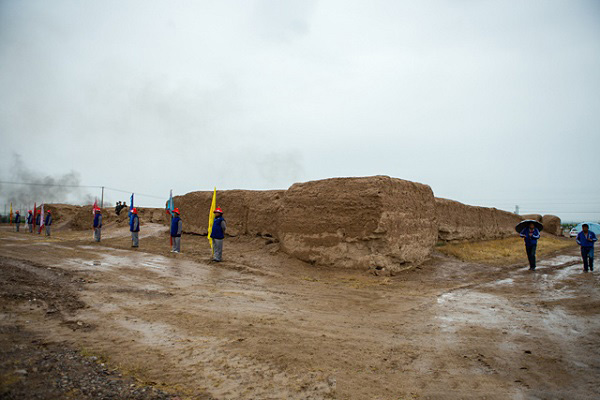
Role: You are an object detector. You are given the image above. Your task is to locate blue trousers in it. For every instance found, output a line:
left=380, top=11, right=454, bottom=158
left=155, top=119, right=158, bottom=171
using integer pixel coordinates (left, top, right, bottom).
left=525, top=245, right=537, bottom=269
left=581, top=247, right=594, bottom=271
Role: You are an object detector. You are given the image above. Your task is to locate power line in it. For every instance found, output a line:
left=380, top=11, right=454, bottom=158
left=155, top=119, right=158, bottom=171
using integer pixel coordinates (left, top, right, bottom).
left=0, top=180, right=101, bottom=189
left=0, top=180, right=166, bottom=200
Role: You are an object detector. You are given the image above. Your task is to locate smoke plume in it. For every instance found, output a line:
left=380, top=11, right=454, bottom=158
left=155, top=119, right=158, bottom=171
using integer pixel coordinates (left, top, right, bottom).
left=0, top=153, right=93, bottom=205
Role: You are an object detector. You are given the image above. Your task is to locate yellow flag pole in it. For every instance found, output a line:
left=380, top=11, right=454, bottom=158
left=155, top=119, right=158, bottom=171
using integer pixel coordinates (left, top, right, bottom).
left=208, top=187, right=216, bottom=255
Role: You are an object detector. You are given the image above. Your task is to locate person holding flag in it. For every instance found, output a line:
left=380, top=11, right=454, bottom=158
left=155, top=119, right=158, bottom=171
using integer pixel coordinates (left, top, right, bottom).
left=170, top=208, right=182, bottom=253
left=210, top=207, right=226, bottom=262
left=130, top=208, right=140, bottom=248
left=93, top=208, right=102, bottom=242
left=44, top=209, right=52, bottom=236
left=26, top=210, right=33, bottom=233
left=14, top=210, right=21, bottom=232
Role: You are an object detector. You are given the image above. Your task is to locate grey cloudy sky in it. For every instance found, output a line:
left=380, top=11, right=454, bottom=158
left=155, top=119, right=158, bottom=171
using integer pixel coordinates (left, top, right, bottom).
left=1, top=0, right=599, bottom=221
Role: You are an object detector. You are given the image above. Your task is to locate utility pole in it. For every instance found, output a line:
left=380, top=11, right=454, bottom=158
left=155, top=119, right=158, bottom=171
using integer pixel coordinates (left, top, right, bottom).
left=101, top=186, right=104, bottom=208
left=515, top=205, right=520, bottom=215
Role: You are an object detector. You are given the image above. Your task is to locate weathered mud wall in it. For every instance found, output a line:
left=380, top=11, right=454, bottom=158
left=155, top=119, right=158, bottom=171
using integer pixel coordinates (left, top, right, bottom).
left=541, top=214, right=562, bottom=236
left=278, top=176, right=438, bottom=272
left=435, top=198, right=522, bottom=241
left=43, top=176, right=526, bottom=270
left=522, top=214, right=543, bottom=222
left=41, top=204, right=169, bottom=231
left=173, top=190, right=285, bottom=237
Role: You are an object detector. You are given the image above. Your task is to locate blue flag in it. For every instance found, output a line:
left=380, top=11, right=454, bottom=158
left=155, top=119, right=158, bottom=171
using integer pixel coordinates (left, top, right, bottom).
left=129, top=193, right=134, bottom=217
left=167, top=190, right=174, bottom=216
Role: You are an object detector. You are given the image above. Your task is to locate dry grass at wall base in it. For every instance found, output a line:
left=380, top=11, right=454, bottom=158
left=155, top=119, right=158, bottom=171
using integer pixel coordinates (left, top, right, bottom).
left=436, top=235, right=577, bottom=265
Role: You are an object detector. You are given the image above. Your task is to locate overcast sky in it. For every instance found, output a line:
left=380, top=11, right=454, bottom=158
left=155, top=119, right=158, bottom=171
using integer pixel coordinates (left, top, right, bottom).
left=1, top=0, right=599, bottom=221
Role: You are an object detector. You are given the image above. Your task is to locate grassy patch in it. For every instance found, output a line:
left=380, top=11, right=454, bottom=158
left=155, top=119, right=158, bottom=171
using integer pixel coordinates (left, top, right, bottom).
left=437, top=235, right=577, bottom=265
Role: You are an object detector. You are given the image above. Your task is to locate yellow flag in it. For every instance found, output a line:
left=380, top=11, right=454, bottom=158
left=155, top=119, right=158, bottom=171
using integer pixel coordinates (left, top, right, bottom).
left=208, top=187, right=216, bottom=254
left=9, top=202, right=13, bottom=226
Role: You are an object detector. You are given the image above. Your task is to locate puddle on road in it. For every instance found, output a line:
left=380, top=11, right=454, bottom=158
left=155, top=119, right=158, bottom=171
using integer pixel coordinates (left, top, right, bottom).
left=538, top=255, right=580, bottom=268
left=436, top=291, right=524, bottom=333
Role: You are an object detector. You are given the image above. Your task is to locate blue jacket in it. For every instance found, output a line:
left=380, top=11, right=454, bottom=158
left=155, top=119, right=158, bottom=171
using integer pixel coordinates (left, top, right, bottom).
left=211, top=216, right=226, bottom=239
left=576, top=231, right=597, bottom=248
left=171, top=217, right=182, bottom=237
left=520, top=228, right=540, bottom=246
left=27, top=213, right=33, bottom=224
left=36, top=214, right=41, bottom=225
left=130, top=214, right=139, bottom=232
left=45, top=214, right=52, bottom=226
left=93, top=213, right=102, bottom=228
left=14, top=214, right=20, bottom=224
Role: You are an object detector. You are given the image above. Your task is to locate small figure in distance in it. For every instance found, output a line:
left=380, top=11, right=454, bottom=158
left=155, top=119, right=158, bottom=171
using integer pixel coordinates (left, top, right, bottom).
left=130, top=208, right=140, bottom=248
left=35, top=211, right=41, bottom=234
left=93, top=208, right=102, bottom=242
left=211, top=207, right=226, bottom=262
left=520, top=222, right=540, bottom=271
left=14, top=210, right=21, bottom=232
left=576, top=224, right=597, bottom=272
left=45, top=210, right=52, bottom=236
left=170, top=208, right=182, bottom=253
left=26, top=210, right=33, bottom=233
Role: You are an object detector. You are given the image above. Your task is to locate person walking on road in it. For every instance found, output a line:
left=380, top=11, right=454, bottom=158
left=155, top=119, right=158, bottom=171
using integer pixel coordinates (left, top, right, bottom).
left=211, top=207, right=226, bottom=262
left=576, top=224, right=597, bottom=272
left=170, top=208, right=182, bottom=253
left=93, top=209, right=102, bottom=242
left=26, top=210, right=33, bottom=233
left=35, top=211, right=41, bottom=234
left=130, top=208, right=140, bottom=248
left=14, top=211, right=21, bottom=232
left=45, top=210, right=52, bottom=236
left=520, top=222, right=540, bottom=270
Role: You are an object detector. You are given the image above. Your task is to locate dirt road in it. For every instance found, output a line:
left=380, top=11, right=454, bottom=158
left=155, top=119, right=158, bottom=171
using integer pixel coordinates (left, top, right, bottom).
left=1, top=225, right=598, bottom=399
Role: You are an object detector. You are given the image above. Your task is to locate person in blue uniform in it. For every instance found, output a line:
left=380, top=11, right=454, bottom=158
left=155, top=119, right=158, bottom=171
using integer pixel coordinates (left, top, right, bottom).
left=170, top=208, right=182, bottom=253
left=576, top=224, right=597, bottom=272
left=520, top=222, right=540, bottom=270
left=211, top=208, right=227, bottom=262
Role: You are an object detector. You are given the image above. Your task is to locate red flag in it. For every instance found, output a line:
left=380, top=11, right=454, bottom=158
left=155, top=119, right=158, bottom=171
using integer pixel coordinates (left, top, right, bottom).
left=33, top=202, right=37, bottom=232
left=92, top=199, right=101, bottom=214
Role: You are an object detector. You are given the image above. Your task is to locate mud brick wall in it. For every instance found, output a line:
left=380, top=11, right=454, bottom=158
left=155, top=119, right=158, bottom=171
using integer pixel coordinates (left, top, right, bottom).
left=278, top=176, right=438, bottom=272
left=541, top=215, right=562, bottom=236
left=174, top=190, right=285, bottom=237
left=435, top=198, right=522, bottom=241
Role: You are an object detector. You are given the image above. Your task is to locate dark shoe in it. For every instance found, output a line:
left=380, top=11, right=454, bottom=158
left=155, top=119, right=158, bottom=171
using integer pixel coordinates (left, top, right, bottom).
left=212, top=259, right=221, bottom=262
left=529, top=267, right=535, bottom=271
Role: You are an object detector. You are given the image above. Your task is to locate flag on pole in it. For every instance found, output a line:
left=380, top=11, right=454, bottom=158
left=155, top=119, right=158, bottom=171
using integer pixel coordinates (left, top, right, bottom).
left=33, top=202, right=37, bottom=231
left=9, top=202, right=13, bottom=226
left=167, top=190, right=174, bottom=246
left=92, top=199, right=101, bottom=214
left=167, top=190, right=174, bottom=215
left=207, top=187, right=216, bottom=254
left=39, top=202, right=44, bottom=233
left=129, top=193, right=134, bottom=217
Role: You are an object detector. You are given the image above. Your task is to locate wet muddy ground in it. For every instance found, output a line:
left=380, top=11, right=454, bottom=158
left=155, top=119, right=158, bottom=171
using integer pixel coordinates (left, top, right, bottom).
left=0, top=225, right=598, bottom=399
